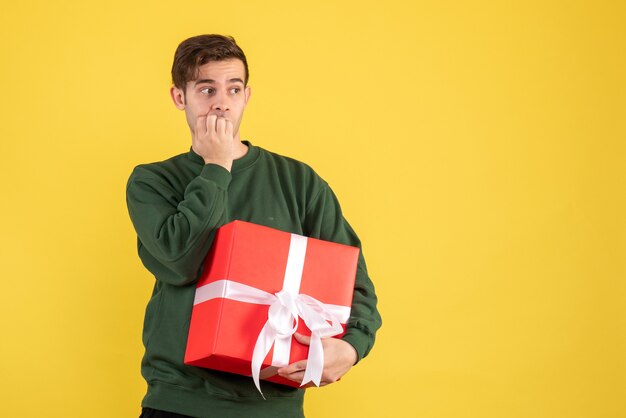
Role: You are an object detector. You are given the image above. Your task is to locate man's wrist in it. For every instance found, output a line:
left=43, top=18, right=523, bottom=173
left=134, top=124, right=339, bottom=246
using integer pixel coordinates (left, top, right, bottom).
left=203, top=159, right=233, bottom=172
left=199, top=163, right=233, bottom=190
left=339, top=338, right=358, bottom=366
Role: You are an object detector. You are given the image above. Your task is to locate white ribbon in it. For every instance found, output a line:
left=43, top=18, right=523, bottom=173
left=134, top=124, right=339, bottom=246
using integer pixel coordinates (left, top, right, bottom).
left=193, top=234, right=351, bottom=397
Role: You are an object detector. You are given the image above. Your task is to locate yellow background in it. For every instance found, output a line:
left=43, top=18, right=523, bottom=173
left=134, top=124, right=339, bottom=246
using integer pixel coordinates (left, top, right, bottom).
left=1, top=1, right=624, bottom=417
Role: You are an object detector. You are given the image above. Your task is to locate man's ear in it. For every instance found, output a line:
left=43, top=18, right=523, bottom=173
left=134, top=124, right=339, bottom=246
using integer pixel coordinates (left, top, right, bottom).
left=244, top=85, right=252, bottom=107
left=170, top=86, right=186, bottom=110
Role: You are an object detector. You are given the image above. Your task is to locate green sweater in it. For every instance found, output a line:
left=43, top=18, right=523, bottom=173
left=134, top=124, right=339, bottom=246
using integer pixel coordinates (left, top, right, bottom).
left=126, top=141, right=382, bottom=418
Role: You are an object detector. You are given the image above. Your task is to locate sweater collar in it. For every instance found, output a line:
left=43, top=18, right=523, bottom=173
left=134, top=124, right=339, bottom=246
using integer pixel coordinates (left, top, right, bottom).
left=187, top=140, right=260, bottom=172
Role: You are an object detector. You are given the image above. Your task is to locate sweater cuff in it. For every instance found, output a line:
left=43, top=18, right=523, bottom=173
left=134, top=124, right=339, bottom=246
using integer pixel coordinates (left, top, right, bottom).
left=200, top=164, right=232, bottom=189
left=341, top=327, right=371, bottom=365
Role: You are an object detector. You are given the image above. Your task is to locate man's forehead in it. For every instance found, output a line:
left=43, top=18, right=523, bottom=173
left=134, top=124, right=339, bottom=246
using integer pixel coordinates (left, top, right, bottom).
left=192, top=59, right=245, bottom=84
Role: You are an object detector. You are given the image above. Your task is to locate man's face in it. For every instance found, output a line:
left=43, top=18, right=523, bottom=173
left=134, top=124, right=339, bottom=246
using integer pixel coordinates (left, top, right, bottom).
left=171, top=58, right=251, bottom=141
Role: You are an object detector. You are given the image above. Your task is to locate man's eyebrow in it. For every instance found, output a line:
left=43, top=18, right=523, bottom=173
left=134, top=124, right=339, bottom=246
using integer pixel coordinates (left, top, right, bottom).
left=194, top=78, right=245, bottom=86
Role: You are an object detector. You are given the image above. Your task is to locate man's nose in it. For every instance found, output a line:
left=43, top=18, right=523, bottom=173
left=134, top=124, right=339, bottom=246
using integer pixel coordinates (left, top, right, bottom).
left=212, top=94, right=230, bottom=115
left=213, top=103, right=229, bottom=113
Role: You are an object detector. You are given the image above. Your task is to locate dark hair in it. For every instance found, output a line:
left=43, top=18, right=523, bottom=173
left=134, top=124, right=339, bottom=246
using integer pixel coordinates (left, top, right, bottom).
left=171, top=34, right=249, bottom=92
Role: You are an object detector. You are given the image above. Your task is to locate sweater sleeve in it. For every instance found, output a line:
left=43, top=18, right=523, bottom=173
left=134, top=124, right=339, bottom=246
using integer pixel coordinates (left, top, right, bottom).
left=126, top=163, right=232, bottom=286
left=303, top=184, right=382, bottom=363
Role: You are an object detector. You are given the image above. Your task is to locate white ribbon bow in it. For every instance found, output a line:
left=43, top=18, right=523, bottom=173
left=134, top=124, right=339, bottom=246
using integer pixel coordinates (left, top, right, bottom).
left=193, top=279, right=349, bottom=397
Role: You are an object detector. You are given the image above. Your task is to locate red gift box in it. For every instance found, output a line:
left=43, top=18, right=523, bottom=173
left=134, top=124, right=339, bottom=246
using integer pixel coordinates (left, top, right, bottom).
left=184, top=220, right=359, bottom=394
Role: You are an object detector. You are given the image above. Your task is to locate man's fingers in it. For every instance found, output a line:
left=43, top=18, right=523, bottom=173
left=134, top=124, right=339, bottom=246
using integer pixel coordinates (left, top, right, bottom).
left=281, top=370, right=305, bottom=383
left=195, top=114, right=208, bottom=136
left=225, top=119, right=234, bottom=138
left=216, top=117, right=226, bottom=135
left=206, top=114, right=217, bottom=134
left=277, top=359, right=307, bottom=377
left=192, top=113, right=233, bottom=170
left=293, top=332, right=311, bottom=346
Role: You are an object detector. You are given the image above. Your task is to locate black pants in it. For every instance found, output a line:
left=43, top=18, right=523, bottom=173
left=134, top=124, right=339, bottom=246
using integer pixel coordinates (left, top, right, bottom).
left=140, top=407, right=194, bottom=418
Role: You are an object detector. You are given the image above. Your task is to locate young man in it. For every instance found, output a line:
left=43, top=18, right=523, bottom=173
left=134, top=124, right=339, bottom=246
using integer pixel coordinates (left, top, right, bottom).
left=126, top=34, right=382, bottom=418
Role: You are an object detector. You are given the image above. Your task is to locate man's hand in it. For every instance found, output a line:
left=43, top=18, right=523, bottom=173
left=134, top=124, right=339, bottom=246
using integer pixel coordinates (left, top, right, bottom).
left=277, top=332, right=358, bottom=388
left=192, top=114, right=234, bottom=171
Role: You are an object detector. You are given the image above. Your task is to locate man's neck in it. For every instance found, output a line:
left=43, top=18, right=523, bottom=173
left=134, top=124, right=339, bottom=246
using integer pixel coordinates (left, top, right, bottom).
left=233, top=138, right=249, bottom=160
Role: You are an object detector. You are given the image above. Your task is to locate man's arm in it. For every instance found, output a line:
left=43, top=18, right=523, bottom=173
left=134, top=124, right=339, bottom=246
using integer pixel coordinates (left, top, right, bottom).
left=279, top=183, right=382, bottom=385
left=126, top=163, right=231, bottom=286
left=126, top=115, right=235, bottom=286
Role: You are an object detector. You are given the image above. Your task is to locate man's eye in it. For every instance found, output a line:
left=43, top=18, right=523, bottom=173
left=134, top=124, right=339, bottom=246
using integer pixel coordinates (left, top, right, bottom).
left=230, top=88, right=241, bottom=94
left=201, top=88, right=214, bottom=95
